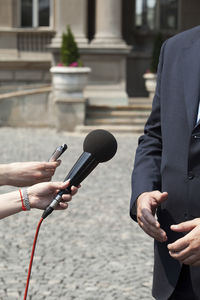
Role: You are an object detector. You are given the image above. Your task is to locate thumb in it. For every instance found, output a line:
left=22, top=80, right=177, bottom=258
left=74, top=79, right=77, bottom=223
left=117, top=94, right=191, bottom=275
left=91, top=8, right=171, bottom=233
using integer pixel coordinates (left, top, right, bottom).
left=153, top=191, right=168, bottom=205
left=171, top=218, right=200, bottom=232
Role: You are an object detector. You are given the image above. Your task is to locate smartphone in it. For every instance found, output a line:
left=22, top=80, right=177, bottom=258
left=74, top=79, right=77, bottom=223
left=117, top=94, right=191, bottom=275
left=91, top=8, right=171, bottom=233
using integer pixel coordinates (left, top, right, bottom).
left=48, top=144, right=68, bottom=161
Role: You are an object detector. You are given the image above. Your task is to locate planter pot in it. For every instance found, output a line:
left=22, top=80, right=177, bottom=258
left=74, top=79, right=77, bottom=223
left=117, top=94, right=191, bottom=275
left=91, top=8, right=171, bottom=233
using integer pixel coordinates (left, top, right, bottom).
left=50, top=66, right=91, bottom=100
left=143, top=72, right=157, bottom=99
left=50, top=66, right=91, bottom=131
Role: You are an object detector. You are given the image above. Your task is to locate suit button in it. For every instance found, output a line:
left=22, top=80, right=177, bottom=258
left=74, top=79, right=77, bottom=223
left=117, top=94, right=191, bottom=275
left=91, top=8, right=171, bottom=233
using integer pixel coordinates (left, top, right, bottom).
left=188, top=172, right=194, bottom=180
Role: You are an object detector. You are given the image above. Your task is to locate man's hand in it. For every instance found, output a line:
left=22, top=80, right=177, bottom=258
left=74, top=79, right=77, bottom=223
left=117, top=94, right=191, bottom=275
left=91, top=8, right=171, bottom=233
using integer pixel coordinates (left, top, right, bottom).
left=168, top=218, right=200, bottom=266
left=137, top=191, right=168, bottom=242
left=0, top=161, right=61, bottom=187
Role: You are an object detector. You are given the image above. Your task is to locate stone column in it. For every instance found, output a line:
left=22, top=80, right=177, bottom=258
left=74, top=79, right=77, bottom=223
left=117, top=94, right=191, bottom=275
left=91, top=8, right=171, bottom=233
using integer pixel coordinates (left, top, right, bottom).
left=51, top=0, right=88, bottom=51
left=82, top=0, right=130, bottom=106
left=91, top=0, right=126, bottom=48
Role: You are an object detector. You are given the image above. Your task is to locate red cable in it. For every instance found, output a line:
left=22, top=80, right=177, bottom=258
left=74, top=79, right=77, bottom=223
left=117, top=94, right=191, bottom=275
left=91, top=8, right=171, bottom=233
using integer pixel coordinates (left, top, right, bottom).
left=23, top=218, right=44, bottom=300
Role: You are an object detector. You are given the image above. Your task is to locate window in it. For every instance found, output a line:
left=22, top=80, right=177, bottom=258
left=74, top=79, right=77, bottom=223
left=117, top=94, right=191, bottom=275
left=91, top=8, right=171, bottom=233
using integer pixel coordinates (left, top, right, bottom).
left=135, top=0, right=157, bottom=30
left=160, top=0, right=178, bottom=30
left=21, top=0, right=50, bottom=27
left=135, top=0, right=179, bottom=31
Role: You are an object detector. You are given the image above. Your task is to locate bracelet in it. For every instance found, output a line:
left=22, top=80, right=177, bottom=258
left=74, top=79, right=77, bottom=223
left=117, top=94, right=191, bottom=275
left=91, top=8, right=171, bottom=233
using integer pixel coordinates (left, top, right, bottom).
left=19, top=188, right=31, bottom=211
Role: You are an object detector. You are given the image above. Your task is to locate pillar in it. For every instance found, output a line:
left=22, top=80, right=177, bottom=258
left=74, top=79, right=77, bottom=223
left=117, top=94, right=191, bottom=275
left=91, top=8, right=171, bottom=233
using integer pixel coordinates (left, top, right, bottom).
left=50, top=0, right=88, bottom=53
left=82, top=0, right=131, bottom=106
left=91, top=0, right=126, bottom=48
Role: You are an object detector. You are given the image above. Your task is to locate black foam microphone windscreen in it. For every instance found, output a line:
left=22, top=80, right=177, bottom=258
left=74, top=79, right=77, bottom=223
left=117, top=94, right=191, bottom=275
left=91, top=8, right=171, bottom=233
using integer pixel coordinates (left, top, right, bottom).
left=83, top=129, right=118, bottom=162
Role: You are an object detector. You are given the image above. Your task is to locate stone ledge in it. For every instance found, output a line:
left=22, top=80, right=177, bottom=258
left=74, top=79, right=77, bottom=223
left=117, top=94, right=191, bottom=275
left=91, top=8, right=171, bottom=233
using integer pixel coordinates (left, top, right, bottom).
left=0, top=86, right=51, bottom=100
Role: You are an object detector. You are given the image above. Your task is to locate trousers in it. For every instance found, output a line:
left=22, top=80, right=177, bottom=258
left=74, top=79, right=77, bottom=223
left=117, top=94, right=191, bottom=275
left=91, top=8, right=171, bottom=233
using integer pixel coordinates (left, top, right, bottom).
left=168, top=265, right=197, bottom=300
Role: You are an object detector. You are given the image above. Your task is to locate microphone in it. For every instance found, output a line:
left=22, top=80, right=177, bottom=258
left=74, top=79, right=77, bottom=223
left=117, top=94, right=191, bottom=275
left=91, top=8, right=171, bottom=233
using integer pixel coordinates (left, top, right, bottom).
left=42, top=129, right=117, bottom=219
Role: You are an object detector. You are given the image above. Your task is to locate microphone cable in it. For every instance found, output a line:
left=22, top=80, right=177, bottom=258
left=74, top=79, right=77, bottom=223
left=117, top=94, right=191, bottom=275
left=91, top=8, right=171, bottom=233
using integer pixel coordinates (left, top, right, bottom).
left=23, top=217, right=44, bottom=300
left=23, top=143, right=68, bottom=299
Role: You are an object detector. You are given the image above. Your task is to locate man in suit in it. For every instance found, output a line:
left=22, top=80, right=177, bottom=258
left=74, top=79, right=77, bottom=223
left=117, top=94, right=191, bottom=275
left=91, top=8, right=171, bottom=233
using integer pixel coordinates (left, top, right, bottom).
left=130, top=26, right=200, bottom=299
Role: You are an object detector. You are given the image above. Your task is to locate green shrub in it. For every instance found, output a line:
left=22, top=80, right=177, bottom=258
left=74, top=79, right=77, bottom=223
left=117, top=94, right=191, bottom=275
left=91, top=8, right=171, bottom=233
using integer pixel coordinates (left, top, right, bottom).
left=61, top=25, right=81, bottom=66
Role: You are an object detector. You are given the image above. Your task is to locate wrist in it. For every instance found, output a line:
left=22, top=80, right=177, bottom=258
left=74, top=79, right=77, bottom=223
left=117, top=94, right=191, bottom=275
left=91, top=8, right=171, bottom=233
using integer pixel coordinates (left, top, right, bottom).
left=27, top=187, right=37, bottom=209
left=19, top=188, right=31, bottom=211
left=0, top=164, right=10, bottom=185
left=137, top=192, right=148, bottom=206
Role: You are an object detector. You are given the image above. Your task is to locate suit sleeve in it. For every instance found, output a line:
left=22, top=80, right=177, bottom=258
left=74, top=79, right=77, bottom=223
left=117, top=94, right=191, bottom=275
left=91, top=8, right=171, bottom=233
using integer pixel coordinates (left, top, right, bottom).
left=130, top=41, right=167, bottom=221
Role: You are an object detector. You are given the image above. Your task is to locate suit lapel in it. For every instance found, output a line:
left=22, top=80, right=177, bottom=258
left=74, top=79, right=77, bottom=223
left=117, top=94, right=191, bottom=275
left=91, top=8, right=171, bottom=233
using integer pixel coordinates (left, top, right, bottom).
left=182, top=39, right=200, bottom=133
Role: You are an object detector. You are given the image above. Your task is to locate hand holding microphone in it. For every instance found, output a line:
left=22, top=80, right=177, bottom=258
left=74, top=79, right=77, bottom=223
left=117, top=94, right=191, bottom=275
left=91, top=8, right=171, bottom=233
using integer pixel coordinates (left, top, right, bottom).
left=42, top=129, right=118, bottom=219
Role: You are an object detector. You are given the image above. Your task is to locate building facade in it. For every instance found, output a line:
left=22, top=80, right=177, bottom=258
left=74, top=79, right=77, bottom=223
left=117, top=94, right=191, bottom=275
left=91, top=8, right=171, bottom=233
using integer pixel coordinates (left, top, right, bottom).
left=0, top=0, right=200, bottom=100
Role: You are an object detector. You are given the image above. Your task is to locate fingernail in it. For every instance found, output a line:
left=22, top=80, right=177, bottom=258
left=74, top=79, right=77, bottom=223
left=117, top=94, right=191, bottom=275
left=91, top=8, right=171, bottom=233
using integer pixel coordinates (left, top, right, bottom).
left=171, top=225, right=177, bottom=229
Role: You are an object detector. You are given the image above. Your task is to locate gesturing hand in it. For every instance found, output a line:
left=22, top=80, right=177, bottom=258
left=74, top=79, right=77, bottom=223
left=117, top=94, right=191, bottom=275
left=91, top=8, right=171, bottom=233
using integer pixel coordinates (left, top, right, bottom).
left=168, top=218, right=200, bottom=266
left=137, top=191, right=168, bottom=242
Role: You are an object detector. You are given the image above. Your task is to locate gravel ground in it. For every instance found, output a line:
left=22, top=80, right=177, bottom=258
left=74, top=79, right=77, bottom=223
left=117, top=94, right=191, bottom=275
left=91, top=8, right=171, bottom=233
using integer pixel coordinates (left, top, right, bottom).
left=0, top=127, right=154, bottom=300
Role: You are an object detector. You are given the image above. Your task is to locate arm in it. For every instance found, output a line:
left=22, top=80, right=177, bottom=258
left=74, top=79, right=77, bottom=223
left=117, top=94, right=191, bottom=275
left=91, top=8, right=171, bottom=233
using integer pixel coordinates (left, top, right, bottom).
left=0, top=161, right=61, bottom=187
left=0, top=180, right=78, bottom=220
left=130, top=42, right=168, bottom=241
left=130, top=42, right=166, bottom=220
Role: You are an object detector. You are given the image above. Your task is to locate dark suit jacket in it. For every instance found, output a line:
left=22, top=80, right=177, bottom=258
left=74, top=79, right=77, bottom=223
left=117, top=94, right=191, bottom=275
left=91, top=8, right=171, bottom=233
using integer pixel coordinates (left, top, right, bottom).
left=130, top=26, right=200, bottom=300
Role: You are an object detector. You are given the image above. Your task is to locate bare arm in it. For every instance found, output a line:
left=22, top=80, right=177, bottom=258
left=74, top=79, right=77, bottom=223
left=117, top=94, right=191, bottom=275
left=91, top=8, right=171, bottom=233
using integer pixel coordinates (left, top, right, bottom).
left=0, top=161, right=61, bottom=187
left=0, top=181, right=78, bottom=220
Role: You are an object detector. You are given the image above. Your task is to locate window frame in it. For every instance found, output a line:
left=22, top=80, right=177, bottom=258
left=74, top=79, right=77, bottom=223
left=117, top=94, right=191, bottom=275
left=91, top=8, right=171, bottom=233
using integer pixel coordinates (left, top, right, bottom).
left=20, top=0, right=54, bottom=29
left=134, top=0, right=181, bottom=34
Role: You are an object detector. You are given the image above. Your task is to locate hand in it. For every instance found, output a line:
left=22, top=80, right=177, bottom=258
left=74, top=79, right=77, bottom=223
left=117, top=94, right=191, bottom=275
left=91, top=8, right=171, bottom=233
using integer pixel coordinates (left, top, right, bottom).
left=28, top=180, right=78, bottom=210
left=0, top=161, right=61, bottom=187
left=137, top=191, right=168, bottom=242
left=168, top=218, right=200, bottom=266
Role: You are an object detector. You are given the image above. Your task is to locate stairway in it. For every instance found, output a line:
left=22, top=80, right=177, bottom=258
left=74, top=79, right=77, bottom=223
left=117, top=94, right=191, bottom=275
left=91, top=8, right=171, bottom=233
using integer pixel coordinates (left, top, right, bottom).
left=76, top=97, right=152, bottom=134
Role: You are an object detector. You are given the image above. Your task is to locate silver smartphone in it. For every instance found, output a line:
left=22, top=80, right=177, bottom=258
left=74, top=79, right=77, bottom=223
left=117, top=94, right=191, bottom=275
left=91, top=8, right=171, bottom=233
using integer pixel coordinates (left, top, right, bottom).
left=48, top=144, right=68, bottom=161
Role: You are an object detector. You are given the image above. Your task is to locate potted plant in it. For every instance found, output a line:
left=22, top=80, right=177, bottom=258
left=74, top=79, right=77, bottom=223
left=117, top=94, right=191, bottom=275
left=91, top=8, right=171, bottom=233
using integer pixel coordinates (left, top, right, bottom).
left=143, top=33, right=164, bottom=99
left=50, top=25, right=91, bottom=131
left=50, top=25, right=91, bottom=100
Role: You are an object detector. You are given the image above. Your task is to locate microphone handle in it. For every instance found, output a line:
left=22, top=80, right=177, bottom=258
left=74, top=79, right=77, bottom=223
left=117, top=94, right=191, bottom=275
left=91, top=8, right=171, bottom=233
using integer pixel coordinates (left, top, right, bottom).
left=42, top=188, right=71, bottom=219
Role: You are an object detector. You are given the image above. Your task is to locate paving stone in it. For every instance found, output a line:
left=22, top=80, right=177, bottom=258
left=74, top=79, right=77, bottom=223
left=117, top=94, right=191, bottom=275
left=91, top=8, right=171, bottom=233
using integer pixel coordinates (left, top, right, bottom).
left=0, top=127, right=153, bottom=299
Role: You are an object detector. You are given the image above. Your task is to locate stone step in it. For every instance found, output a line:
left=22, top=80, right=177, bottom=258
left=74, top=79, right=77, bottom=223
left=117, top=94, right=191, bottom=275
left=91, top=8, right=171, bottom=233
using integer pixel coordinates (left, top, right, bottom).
left=82, top=98, right=151, bottom=134
left=76, top=124, right=144, bottom=134
left=86, top=117, right=148, bottom=126
left=88, top=104, right=152, bottom=112
left=129, top=97, right=152, bottom=106
left=87, top=109, right=150, bottom=118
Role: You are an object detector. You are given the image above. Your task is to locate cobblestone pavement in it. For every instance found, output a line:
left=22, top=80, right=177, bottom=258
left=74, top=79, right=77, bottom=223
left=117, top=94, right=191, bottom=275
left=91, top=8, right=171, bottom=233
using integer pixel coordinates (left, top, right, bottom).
left=0, top=127, right=154, bottom=300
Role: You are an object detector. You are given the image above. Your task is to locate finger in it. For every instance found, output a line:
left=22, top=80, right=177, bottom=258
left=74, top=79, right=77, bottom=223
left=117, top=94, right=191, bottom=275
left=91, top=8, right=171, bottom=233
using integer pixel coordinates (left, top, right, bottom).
left=151, top=191, right=168, bottom=206
left=168, top=237, right=189, bottom=252
left=33, top=170, right=55, bottom=180
left=190, top=259, right=200, bottom=266
left=44, top=161, right=61, bottom=168
left=169, top=246, right=190, bottom=261
left=171, top=219, right=200, bottom=232
left=57, top=202, right=68, bottom=210
left=140, top=215, right=167, bottom=242
left=54, top=180, right=70, bottom=190
left=182, top=254, right=200, bottom=266
left=140, top=223, right=166, bottom=242
left=61, top=194, right=72, bottom=202
left=140, top=208, right=160, bottom=227
left=71, top=186, right=78, bottom=196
